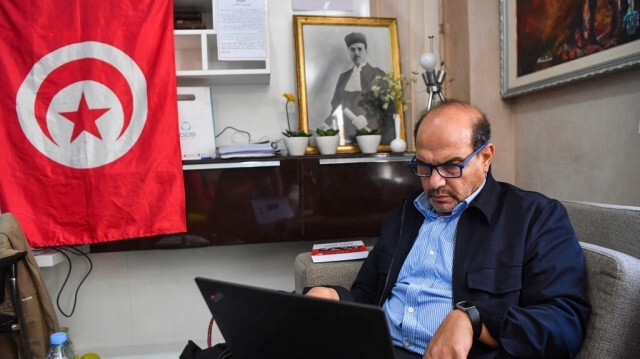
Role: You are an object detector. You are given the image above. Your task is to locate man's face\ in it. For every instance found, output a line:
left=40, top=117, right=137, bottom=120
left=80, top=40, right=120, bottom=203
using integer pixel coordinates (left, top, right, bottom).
left=414, top=106, right=493, bottom=215
left=348, top=43, right=367, bottom=66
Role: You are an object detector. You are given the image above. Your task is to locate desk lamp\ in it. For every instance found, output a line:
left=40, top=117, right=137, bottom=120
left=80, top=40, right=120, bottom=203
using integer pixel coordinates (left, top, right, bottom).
left=419, top=35, right=446, bottom=111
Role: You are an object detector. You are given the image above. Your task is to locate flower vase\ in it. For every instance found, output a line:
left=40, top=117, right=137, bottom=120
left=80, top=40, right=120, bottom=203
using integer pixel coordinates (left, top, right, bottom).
left=315, top=135, right=340, bottom=155
left=390, top=114, right=407, bottom=153
left=356, top=134, right=382, bottom=154
left=283, top=136, right=309, bottom=156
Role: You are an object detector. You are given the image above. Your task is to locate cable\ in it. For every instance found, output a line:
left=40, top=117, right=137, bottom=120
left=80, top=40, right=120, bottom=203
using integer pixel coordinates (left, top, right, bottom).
left=53, top=246, right=93, bottom=318
left=215, top=126, right=252, bottom=143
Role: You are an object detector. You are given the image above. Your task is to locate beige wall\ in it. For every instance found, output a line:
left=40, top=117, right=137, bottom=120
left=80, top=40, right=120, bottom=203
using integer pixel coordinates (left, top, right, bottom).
left=370, top=0, right=441, bottom=151
left=381, top=0, right=640, bottom=206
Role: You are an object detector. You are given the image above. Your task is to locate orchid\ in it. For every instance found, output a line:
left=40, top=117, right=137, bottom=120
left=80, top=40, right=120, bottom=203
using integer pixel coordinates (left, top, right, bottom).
left=281, top=93, right=311, bottom=137
left=283, top=92, right=296, bottom=131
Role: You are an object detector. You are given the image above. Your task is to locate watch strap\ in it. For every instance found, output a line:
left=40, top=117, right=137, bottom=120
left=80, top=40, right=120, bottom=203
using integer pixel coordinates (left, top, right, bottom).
left=456, top=301, right=482, bottom=340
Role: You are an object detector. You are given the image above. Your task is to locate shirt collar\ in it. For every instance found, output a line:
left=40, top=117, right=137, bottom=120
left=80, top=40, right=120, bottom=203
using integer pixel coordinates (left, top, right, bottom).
left=414, top=179, right=487, bottom=220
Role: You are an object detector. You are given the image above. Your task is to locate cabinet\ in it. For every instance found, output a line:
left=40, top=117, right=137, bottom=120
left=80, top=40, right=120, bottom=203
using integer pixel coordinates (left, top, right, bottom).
left=173, top=0, right=270, bottom=85
left=300, top=155, right=421, bottom=241
left=89, top=154, right=422, bottom=252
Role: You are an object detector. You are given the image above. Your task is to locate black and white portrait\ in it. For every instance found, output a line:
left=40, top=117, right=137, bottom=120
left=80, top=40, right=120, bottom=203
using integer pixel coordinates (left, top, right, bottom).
left=294, top=16, right=403, bottom=152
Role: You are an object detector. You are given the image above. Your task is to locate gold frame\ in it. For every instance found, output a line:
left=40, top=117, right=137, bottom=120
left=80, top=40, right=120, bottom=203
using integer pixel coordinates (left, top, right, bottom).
left=293, top=15, right=404, bottom=153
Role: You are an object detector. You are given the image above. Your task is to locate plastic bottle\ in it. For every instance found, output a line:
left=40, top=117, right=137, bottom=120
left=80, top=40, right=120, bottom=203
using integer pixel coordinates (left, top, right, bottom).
left=45, top=332, right=75, bottom=359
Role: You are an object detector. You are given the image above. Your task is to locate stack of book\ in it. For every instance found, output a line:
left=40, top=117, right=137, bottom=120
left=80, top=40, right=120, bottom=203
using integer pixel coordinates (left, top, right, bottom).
left=174, top=9, right=206, bottom=30
left=217, top=143, right=280, bottom=159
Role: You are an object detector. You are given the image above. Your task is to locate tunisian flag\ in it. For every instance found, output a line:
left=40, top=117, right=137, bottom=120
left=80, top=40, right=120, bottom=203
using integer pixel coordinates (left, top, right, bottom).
left=0, top=1, right=187, bottom=246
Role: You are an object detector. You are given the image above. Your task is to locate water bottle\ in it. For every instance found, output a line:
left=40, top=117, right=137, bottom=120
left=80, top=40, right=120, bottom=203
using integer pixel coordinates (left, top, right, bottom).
left=45, top=331, right=75, bottom=359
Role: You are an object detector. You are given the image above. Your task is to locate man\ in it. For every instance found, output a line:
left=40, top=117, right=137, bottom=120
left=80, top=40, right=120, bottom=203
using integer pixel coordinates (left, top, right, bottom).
left=320, top=32, right=393, bottom=144
left=307, top=100, right=591, bottom=358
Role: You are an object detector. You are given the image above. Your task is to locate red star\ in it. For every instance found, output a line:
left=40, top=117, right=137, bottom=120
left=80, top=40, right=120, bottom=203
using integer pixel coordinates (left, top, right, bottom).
left=59, top=93, right=110, bottom=142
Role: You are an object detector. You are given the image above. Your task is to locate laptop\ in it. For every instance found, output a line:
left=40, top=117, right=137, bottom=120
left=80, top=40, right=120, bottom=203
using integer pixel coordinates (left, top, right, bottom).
left=195, top=277, right=397, bottom=359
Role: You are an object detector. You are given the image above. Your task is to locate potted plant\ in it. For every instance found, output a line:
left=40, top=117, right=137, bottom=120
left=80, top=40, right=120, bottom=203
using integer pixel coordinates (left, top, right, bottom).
left=282, top=130, right=311, bottom=156
left=355, top=128, right=382, bottom=154
left=281, top=93, right=311, bottom=156
left=369, top=72, right=415, bottom=153
left=314, top=128, right=340, bottom=155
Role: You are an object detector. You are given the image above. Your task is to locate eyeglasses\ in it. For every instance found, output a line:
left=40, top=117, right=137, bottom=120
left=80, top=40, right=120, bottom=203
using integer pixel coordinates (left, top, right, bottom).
left=408, top=142, right=488, bottom=178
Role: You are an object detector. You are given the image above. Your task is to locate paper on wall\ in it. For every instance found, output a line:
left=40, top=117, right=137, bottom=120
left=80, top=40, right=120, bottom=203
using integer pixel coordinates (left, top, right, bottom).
left=216, top=0, right=267, bottom=61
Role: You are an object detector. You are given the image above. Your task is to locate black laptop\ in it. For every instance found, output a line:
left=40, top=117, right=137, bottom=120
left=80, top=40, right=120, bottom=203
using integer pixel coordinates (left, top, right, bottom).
left=195, top=277, right=397, bottom=359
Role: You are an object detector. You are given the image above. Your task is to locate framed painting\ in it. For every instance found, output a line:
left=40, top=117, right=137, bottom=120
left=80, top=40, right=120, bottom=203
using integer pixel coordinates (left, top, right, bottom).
left=500, top=0, right=640, bottom=98
left=293, top=15, right=404, bottom=153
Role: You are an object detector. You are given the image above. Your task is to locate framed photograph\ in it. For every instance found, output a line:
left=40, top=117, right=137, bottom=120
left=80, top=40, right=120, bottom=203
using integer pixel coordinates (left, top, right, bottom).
left=500, top=0, right=640, bottom=98
left=293, top=15, right=404, bottom=153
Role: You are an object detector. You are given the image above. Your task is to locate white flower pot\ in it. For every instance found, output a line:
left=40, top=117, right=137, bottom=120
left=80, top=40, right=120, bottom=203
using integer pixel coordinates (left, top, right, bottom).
left=315, top=135, right=340, bottom=155
left=283, top=136, right=309, bottom=156
left=356, top=134, right=382, bottom=154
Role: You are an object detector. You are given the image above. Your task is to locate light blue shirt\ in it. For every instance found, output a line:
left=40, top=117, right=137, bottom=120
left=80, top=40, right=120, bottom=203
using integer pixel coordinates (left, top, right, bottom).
left=383, top=182, right=484, bottom=355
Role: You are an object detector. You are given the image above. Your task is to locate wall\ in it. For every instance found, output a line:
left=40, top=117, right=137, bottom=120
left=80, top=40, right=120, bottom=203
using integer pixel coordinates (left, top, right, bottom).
left=369, top=0, right=441, bottom=149
left=512, top=67, right=640, bottom=205
left=441, top=0, right=515, bottom=183
left=211, top=0, right=436, bottom=151
left=447, top=0, right=640, bottom=205
left=42, top=240, right=317, bottom=357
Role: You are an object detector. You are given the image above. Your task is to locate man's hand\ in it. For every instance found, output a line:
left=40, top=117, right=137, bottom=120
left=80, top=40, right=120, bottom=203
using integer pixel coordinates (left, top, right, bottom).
left=423, top=309, right=473, bottom=359
left=305, top=287, right=339, bottom=300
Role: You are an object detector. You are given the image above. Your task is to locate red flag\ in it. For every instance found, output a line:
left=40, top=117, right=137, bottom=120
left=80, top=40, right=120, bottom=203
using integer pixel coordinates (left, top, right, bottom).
left=0, top=1, right=186, bottom=246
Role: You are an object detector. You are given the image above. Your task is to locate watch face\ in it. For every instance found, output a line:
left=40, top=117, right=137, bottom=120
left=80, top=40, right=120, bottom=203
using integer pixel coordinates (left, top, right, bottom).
left=456, top=301, right=475, bottom=310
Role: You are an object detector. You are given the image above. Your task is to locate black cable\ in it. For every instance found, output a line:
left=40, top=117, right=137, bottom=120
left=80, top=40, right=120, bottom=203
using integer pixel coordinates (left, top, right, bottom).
left=53, top=246, right=93, bottom=318
left=215, top=126, right=252, bottom=143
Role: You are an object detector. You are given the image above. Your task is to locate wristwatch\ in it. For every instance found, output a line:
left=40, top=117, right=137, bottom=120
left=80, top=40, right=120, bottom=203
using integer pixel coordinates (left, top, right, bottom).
left=456, top=301, right=482, bottom=340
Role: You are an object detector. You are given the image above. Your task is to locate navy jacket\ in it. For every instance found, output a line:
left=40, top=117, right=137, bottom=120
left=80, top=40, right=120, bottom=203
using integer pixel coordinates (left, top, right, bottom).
left=332, top=173, right=591, bottom=358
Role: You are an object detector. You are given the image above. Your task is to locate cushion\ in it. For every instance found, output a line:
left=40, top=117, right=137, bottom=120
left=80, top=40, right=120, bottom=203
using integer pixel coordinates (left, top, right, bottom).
left=575, top=242, right=640, bottom=358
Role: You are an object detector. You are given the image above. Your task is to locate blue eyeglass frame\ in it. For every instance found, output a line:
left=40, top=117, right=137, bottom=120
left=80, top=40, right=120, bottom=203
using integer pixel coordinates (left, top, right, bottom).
left=408, top=142, right=489, bottom=178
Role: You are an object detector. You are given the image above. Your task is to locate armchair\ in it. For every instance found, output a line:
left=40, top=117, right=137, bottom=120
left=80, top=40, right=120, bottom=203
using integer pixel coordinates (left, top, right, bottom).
left=294, top=200, right=640, bottom=359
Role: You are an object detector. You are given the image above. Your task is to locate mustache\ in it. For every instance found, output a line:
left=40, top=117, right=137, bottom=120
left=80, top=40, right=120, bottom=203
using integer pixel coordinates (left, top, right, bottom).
left=427, top=187, right=454, bottom=197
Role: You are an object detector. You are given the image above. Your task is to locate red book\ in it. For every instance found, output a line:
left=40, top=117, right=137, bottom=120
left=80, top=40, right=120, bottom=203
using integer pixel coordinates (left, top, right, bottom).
left=311, top=240, right=369, bottom=263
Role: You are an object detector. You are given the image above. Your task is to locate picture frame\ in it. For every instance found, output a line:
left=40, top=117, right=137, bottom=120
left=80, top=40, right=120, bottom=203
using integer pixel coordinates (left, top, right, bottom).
left=293, top=15, right=404, bottom=153
left=500, top=0, right=640, bottom=98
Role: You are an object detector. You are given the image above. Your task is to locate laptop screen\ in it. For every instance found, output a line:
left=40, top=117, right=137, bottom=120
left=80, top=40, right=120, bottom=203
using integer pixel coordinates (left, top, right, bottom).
left=195, top=277, right=397, bottom=359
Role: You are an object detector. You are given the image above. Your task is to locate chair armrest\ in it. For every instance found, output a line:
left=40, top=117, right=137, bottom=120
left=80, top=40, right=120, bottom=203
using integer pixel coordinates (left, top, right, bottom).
left=293, top=251, right=365, bottom=293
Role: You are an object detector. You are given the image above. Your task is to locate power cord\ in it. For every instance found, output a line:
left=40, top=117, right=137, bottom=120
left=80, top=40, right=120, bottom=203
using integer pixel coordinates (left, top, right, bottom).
left=207, top=316, right=215, bottom=347
left=215, top=126, right=252, bottom=143
left=53, top=246, right=93, bottom=318
left=215, top=126, right=274, bottom=146
left=207, top=316, right=233, bottom=358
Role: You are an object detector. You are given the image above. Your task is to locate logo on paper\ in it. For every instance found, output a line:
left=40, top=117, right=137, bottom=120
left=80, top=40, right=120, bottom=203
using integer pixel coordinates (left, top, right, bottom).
left=15, top=41, right=148, bottom=169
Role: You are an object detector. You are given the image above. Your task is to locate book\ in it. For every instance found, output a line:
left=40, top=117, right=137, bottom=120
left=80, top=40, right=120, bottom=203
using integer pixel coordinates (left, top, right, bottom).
left=174, top=20, right=206, bottom=30
left=174, top=10, right=202, bottom=21
left=311, top=240, right=369, bottom=263
left=218, top=143, right=280, bottom=159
